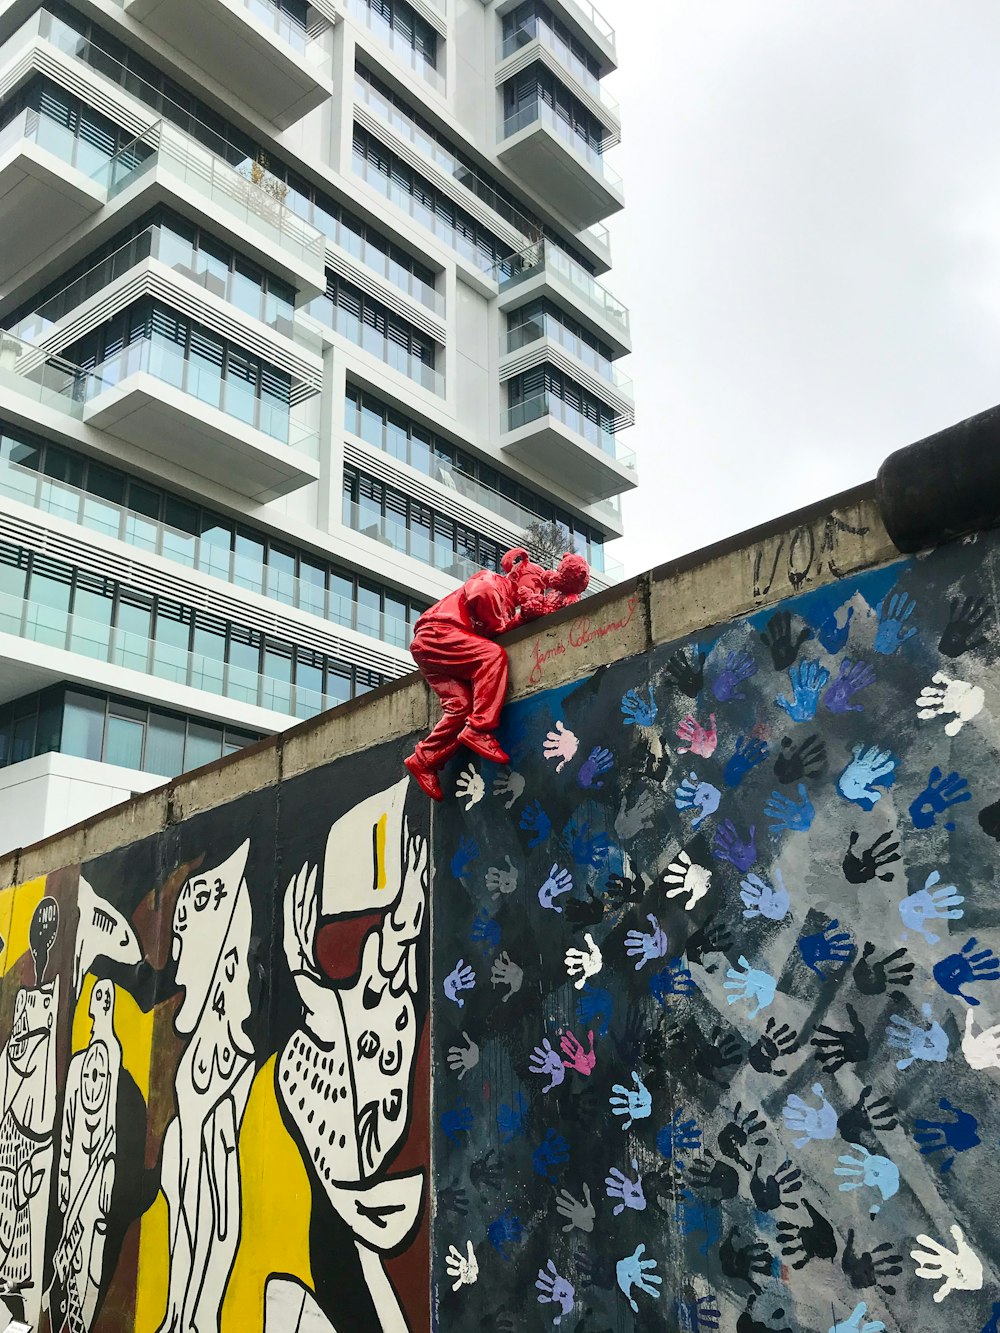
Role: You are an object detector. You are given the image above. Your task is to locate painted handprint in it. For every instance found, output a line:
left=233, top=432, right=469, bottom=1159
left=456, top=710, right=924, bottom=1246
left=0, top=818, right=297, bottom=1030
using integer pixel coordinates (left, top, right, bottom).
left=485, top=856, right=517, bottom=899
left=713, top=819, right=757, bottom=871
left=835, top=1144, right=899, bottom=1207
left=455, top=763, right=485, bottom=810
left=451, top=834, right=480, bottom=878
left=492, top=766, right=525, bottom=809
left=962, top=1009, right=1000, bottom=1070
left=496, top=1091, right=527, bottom=1143
left=444, top=958, right=476, bottom=1007
left=933, top=935, right=1000, bottom=1004
left=621, top=684, right=657, bottom=726
left=810, top=1004, right=869, bottom=1073
left=817, top=599, right=854, bottom=653
left=774, top=732, right=827, bottom=783
left=765, top=784, right=814, bottom=833
left=760, top=610, right=812, bottom=670
left=677, top=712, right=718, bottom=758
left=823, top=658, right=876, bottom=714
left=718, top=1102, right=768, bottom=1170
left=725, top=955, right=777, bottom=1017
left=649, top=957, right=698, bottom=1005
left=535, top=1260, right=575, bottom=1325
left=490, top=951, right=523, bottom=1002
left=609, top=1071, right=652, bottom=1130
left=577, top=745, right=614, bottom=789
left=538, top=863, right=573, bottom=912
left=798, top=919, right=854, bottom=978
left=564, top=932, right=603, bottom=988
left=615, top=788, right=657, bottom=840
left=840, top=1229, right=902, bottom=1294
left=532, top=1128, right=570, bottom=1181
left=624, top=913, right=668, bottom=969
left=520, top=798, right=552, bottom=847
left=777, top=1200, right=838, bottom=1269
left=445, top=1240, right=479, bottom=1291
left=446, top=1031, right=479, bottom=1079
left=874, top=591, right=918, bottom=655
left=616, top=1243, right=661, bottom=1313
left=543, top=720, right=579, bottom=772
left=563, top=816, right=612, bottom=868
left=660, top=850, right=713, bottom=909
left=605, top=1158, right=646, bottom=1215
left=898, top=870, right=964, bottom=943
left=939, top=593, right=992, bottom=657
left=837, top=745, right=897, bottom=809
left=554, top=1182, right=594, bottom=1233
left=576, top=982, right=613, bottom=1037
left=740, top=870, right=790, bottom=921
left=560, top=1028, right=596, bottom=1075
left=909, top=765, right=971, bottom=829
left=783, top=1083, right=837, bottom=1147
left=828, top=1302, right=886, bottom=1333
left=842, top=831, right=899, bottom=884
left=674, top=772, right=721, bottom=827
left=686, top=1150, right=740, bottom=1201
left=676, top=1292, right=722, bottom=1331
left=664, top=646, right=707, bottom=697
left=749, top=1155, right=803, bottom=1212
left=656, top=1108, right=702, bottom=1163
left=748, top=1018, right=799, bottom=1076
left=725, top=734, right=769, bottom=787
left=886, top=1005, right=949, bottom=1070
left=486, top=1208, right=523, bottom=1262
left=775, top=659, right=830, bottom=722
left=913, top=1097, right=981, bottom=1172
left=711, top=649, right=758, bottom=702
left=441, top=1104, right=473, bottom=1144
left=911, top=1225, right=983, bottom=1301
left=916, top=671, right=985, bottom=735
left=719, top=1226, right=773, bottom=1294
left=470, top=907, right=500, bottom=951
left=853, top=943, right=913, bottom=995
left=529, top=1038, right=566, bottom=1093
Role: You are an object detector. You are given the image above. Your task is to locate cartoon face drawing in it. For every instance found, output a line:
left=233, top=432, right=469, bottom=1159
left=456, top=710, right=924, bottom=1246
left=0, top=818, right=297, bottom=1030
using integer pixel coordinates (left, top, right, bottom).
left=172, top=841, right=251, bottom=1037
left=6, top=985, right=55, bottom=1079
left=79, top=1042, right=110, bottom=1117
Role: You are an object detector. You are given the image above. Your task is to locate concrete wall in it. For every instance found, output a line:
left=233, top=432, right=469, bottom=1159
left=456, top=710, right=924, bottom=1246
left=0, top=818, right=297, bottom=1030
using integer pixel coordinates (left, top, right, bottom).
left=0, top=480, right=952, bottom=1333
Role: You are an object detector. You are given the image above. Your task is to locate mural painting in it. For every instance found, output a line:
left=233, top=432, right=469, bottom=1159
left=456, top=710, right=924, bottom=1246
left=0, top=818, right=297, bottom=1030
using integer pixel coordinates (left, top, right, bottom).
left=0, top=740, right=429, bottom=1333
left=433, top=531, right=1000, bottom=1332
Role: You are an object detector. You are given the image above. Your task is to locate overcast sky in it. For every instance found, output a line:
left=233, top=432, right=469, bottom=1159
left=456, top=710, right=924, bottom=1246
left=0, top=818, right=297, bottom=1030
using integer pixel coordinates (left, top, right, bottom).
left=599, top=0, right=1000, bottom=576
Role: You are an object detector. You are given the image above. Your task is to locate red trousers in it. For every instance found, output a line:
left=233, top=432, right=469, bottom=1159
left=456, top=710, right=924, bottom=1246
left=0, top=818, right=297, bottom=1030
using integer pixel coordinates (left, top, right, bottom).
left=410, top=621, right=508, bottom=771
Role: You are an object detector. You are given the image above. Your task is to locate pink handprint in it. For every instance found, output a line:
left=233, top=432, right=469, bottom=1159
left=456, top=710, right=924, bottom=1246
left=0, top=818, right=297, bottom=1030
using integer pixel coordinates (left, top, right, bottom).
left=676, top=713, right=718, bottom=758
left=560, top=1028, right=596, bottom=1076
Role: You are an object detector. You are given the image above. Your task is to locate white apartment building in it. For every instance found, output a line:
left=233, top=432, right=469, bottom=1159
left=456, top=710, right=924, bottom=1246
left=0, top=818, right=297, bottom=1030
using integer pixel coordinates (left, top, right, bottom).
left=0, top=0, right=634, bottom=851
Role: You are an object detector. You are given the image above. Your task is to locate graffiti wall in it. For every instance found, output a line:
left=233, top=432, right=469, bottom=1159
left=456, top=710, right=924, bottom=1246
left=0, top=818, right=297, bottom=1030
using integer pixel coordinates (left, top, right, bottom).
left=0, top=737, right=430, bottom=1333
left=432, top=531, right=1000, bottom=1332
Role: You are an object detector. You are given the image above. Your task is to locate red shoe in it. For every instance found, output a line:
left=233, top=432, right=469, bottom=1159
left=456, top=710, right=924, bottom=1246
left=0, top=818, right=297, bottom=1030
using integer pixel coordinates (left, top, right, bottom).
left=404, top=754, right=443, bottom=801
left=458, top=727, right=510, bottom=766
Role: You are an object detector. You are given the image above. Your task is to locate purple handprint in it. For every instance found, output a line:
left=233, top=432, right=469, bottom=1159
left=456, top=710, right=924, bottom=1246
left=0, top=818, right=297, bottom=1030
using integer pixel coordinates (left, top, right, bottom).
left=529, top=1038, right=566, bottom=1093
left=711, top=649, right=758, bottom=702
left=824, top=658, right=876, bottom=714
left=578, top=746, right=614, bottom=789
left=713, top=819, right=757, bottom=871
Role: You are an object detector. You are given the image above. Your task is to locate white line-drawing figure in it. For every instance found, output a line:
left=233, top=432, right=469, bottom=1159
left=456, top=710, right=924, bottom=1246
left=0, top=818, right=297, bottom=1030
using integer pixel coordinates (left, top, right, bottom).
left=264, top=1274, right=338, bottom=1331
left=273, top=778, right=427, bottom=1332
left=45, top=979, right=121, bottom=1333
left=73, top=878, right=142, bottom=999
left=156, top=842, right=255, bottom=1333
left=0, top=898, right=60, bottom=1331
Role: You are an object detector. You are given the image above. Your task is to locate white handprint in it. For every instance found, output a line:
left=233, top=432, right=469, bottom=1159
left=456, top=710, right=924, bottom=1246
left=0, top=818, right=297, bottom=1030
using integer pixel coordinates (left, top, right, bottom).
left=564, top=933, right=603, bottom=989
left=961, top=1009, right=1000, bottom=1070
left=660, top=851, right=712, bottom=910
left=492, top=767, right=525, bottom=809
left=445, top=1240, right=479, bottom=1291
left=543, top=720, right=579, bottom=773
left=911, top=1225, right=983, bottom=1302
left=455, top=764, right=486, bottom=811
left=916, top=671, right=985, bottom=737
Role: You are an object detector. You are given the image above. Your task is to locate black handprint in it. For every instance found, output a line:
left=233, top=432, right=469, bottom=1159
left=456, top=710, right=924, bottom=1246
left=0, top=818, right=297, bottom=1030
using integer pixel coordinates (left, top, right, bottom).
left=641, top=740, right=672, bottom=785
left=439, top=1182, right=469, bottom=1215
left=837, top=1085, right=898, bottom=1145
left=939, top=594, right=992, bottom=657
left=685, top=917, right=734, bottom=972
left=776, top=1200, right=837, bottom=1269
left=736, top=1304, right=792, bottom=1333
left=773, top=734, right=827, bottom=784
left=718, top=1102, right=768, bottom=1170
left=664, top=647, right=707, bottom=698
left=678, top=1024, right=743, bottom=1085
left=604, top=869, right=644, bottom=912
left=749, top=1155, right=803, bottom=1212
left=687, top=1150, right=740, bottom=1200
left=720, top=1226, right=773, bottom=1294
left=841, top=1229, right=902, bottom=1294
left=842, top=830, right=900, bottom=884
left=810, top=1003, right=870, bottom=1073
left=748, top=1019, right=799, bottom=1076
left=853, top=943, right=913, bottom=996
left=760, top=610, right=813, bottom=671
left=564, top=885, right=606, bottom=928
left=470, top=1148, right=501, bottom=1192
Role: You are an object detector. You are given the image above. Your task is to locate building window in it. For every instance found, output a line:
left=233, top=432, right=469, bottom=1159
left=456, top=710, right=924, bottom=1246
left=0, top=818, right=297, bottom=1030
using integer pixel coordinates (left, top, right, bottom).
left=308, top=274, right=440, bottom=391
left=0, top=74, right=154, bottom=178
left=507, top=365, right=618, bottom=455
left=502, top=65, right=607, bottom=158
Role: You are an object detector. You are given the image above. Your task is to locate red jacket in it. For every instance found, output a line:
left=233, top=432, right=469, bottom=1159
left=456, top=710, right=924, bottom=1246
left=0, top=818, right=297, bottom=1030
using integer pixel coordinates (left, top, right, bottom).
left=412, top=570, right=521, bottom=639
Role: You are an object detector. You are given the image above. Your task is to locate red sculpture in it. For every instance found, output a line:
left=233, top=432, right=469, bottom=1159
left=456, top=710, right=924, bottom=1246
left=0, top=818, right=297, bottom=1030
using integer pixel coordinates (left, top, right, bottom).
left=404, top=548, right=590, bottom=800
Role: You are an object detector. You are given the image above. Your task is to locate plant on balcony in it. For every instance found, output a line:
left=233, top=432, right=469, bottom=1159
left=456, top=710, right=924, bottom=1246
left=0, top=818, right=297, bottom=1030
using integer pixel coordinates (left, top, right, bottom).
left=521, top=518, right=572, bottom=569
left=236, top=151, right=290, bottom=223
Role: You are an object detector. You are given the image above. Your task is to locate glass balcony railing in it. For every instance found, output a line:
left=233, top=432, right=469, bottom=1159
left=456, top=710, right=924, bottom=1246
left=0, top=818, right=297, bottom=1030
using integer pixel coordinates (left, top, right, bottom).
left=0, top=333, right=87, bottom=419
left=500, top=100, right=623, bottom=191
left=563, top=0, right=615, bottom=47
left=303, top=295, right=444, bottom=395
left=504, top=317, right=632, bottom=397
left=107, top=0, right=330, bottom=64
left=92, top=122, right=327, bottom=277
left=504, top=391, right=636, bottom=470
left=0, top=104, right=130, bottom=180
left=345, top=501, right=481, bottom=581
left=81, top=337, right=321, bottom=457
left=343, top=0, right=444, bottom=90
left=498, top=23, right=619, bottom=119
left=7, top=226, right=323, bottom=354
left=583, top=220, right=610, bottom=250
left=0, top=588, right=329, bottom=719
left=0, top=459, right=415, bottom=653
left=495, top=240, right=629, bottom=335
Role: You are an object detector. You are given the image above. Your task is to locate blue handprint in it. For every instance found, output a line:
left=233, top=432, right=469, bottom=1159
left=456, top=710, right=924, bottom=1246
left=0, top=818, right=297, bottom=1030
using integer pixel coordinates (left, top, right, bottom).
left=739, top=870, right=790, bottom=921
left=824, top=657, right=876, bottom=713
left=933, top=936, right=1000, bottom=1005
left=564, top=817, right=612, bottom=868
left=798, top=919, right=853, bottom=977
left=828, top=1301, right=887, bottom=1333
left=520, top=798, right=552, bottom=847
left=649, top=958, right=698, bottom=1006
left=576, top=982, right=614, bottom=1037
left=874, top=591, right=918, bottom=655
left=532, top=1127, right=570, bottom=1181
left=444, top=958, right=476, bottom=1006
left=675, top=772, right=721, bottom=828
left=710, top=649, right=758, bottom=702
left=980, top=1300, right=1000, bottom=1333
left=713, top=819, right=757, bottom=871
left=578, top=746, right=614, bottom=789
left=616, top=1243, right=662, bottom=1313
left=487, top=1207, right=523, bottom=1261
left=496, top=1091, right=528, bottom=1143
left=775, top=660, right=830, bottom=722
left=887, top=1004, right=949, bottom=1071
left=675, top=1189, right=722, bottom=1255
left=782, top=1083, right=837, bottom=1147
left=609, top=1071, right=652, bottom=1130
left=724, top=955, right=777, bottom=1017
left=913, top=1097, right=981, bottom=1172
left=441, top=1103, right=473, bottom=1144
left=677, top=1293, right=722, bottom=1332
left=765, top=783, right=815, bottom=833
left=470, top=908, right=501, bottom=952
left=621, top=685, right=657, bottom=726
left=835, top=1143, right=900, bottom=1207
left=909, top=765, right=971, bottom=829
left=538, top=864, right=573, bottom=912
left=724, top=735, right=769, bottom=788
left=898, top=870, right=964, bottom=943
left=837, top=744, right=897, bottom=810
left=451, top=834, right=480, bottom=878
left=817, top=601, right=854, bottom=653
left=656, top=1108, right=702, bottom=1162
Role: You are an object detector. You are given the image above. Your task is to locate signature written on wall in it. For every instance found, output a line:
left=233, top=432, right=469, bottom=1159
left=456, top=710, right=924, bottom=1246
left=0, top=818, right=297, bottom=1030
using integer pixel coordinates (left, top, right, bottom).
left=530, top=596, right=641, bottom=686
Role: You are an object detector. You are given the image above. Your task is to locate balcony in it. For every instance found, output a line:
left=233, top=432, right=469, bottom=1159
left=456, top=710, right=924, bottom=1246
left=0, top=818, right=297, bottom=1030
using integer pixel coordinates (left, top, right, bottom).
left=344, top=501, right=480, bottom=581
left=122, top=0, right=335, bottom=128
left=0, top=108, right=105, bottom=285
left=495, top=240, right=630, bottom=354
left=94, top=123, right=327, bottom=302
left=497, top=21, right=620, bottom=142
left=500, top=392, right=636, bottom=505
left=79, top=338, right=321, bottom=503
left=303, top=295, right=444, bottom=395
left=503, top=314, right=633, bottom=424
left=343, top=0, right=445, bottom=93
left=497, top=100, right=623, bottom=229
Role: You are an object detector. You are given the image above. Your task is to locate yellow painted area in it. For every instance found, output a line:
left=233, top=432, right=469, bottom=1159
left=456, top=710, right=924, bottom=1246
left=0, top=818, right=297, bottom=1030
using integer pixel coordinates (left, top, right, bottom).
left=221, top=1054, right=313, bottom=1333
left=134, top=1191, right=170, bottom=1333
left=71, top=976, right=155, bottom=1101
left=375, top=812, right=388, bottom=890
left=0, top=877, right=46, bottom=975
